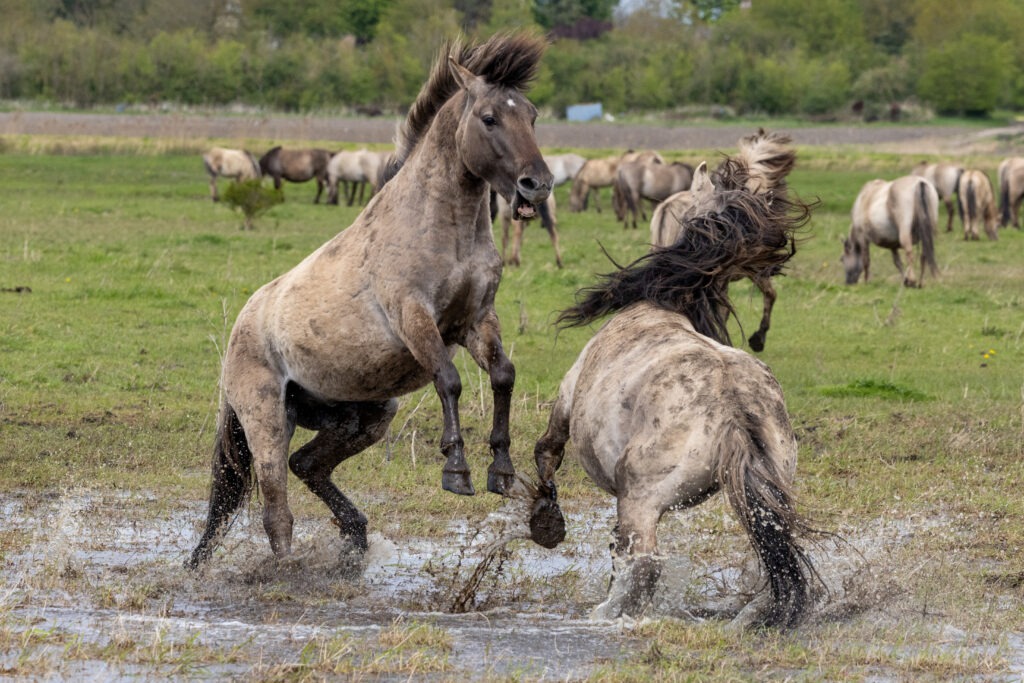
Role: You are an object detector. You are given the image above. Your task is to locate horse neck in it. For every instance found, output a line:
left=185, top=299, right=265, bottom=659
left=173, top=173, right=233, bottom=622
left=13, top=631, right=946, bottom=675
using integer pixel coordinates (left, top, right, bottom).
left=402, top=98, right=489, bottom=237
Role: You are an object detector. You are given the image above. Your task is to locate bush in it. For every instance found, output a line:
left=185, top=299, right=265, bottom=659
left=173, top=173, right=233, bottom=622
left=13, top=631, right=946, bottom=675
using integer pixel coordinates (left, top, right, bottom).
left=221, top=180, right=284, bottom=230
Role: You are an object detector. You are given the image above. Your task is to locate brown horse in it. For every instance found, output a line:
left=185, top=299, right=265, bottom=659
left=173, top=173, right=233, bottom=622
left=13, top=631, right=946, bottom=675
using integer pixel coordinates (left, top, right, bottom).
left=649, top=129, right=796, bottom=352
left=202, top=147, right=261, bottom=202
left=616, top=160, right=694, bottom=229
left=911, top=160, right=963, bottom=232
left=188, top=32, right=555, bottom=569
left=842, top=175, right=939, bottom=287
left=494, top=191, right=560, bottom=268
left=534, top=160, right=816, bottom=627
left=957, top=169, right=998, bottom=241
left=998, top=157, right=1024, bottom=229
left=259, top=146, right=333, bottom=203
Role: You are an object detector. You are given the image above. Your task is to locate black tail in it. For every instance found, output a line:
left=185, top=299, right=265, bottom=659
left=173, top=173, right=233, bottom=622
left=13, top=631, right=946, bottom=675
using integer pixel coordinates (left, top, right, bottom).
left=187, top=404, right=253, bottom=570
left=719, top=422, right=814, bottom=628
left=966, top=179, right=977, bottom=233
left=913, top=180, right=938, bottom=276
left=1000, top=170, right=1011, bottom=227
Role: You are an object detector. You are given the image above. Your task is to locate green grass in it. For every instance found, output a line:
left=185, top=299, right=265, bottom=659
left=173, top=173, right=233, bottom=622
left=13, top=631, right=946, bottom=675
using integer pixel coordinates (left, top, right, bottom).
left=0, top=137, right=1022, bottom=678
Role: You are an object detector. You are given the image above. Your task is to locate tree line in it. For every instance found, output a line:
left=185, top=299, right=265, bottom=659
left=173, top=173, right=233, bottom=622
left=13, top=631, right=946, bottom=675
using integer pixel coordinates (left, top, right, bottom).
left=0, top=0, right=1021, bottom=119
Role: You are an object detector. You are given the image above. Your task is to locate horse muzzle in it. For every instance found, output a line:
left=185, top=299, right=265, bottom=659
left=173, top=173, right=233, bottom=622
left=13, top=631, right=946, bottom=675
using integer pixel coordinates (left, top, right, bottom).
left=511, top=170, right=552, bottom=221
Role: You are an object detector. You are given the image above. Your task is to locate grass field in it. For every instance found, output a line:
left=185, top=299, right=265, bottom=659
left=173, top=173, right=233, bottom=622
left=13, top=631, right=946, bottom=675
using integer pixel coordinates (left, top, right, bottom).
left=0, top=134, right=1022, bottom=679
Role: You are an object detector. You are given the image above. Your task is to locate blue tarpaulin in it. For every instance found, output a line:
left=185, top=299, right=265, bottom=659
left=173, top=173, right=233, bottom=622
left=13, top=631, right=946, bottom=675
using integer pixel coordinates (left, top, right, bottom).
left=566, top=103, right=603, bottom=122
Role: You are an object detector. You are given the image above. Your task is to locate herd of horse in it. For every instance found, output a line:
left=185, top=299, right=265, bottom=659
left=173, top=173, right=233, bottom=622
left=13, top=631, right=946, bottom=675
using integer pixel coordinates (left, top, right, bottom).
left=189, top=31, right=1018, bottom=630
left=841, top=158, right=1023, bottom=288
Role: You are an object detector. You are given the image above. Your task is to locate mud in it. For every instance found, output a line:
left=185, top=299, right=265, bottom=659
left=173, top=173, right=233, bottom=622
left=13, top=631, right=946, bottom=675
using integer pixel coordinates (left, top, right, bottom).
left=1, top=488, right=1020, bottom=680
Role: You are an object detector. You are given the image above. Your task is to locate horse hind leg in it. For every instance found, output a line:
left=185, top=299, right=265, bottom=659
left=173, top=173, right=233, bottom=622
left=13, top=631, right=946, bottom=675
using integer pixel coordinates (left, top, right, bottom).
left=288, top=398, right=398, bottom=553
left=592, top=497, right=661, bottom=621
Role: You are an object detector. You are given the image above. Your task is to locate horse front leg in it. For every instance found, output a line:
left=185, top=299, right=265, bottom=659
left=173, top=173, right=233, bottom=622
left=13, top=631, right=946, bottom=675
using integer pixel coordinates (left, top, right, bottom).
left=466, top=310, right=516, bottom=495
left=747, top=275, right=776, bottom=353
left=396, top=302, right=475, bottom=495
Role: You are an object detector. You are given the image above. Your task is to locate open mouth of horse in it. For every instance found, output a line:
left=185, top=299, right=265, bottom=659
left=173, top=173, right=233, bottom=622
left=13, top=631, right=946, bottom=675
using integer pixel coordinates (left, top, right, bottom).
left=511, top=192, right=539, bottom=220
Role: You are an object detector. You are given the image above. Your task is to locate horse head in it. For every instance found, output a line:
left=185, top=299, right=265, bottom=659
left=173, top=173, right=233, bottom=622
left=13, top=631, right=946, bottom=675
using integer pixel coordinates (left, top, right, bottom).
left=448, top=58, right=552, bottom=222
left=840, top=237, right=863, bottom=284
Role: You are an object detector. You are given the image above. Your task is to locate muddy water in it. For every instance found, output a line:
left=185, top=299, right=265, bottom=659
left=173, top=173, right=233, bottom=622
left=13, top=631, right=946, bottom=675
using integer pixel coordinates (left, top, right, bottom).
left=1, top=489, right=1021, bottom=680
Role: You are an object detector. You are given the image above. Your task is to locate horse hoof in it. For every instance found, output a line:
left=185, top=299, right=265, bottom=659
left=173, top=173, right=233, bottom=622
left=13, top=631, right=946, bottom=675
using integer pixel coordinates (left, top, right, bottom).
left=529, top=497, right=566, bottom=549
left=442, top=470, right=475, bottom=496
left=486, top=468, right=516, bottom=495
left=748, top=333, right=766, bottom=353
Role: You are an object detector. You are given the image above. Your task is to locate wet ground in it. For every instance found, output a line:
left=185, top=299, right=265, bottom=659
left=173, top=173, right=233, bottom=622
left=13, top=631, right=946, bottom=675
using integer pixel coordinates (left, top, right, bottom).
left=2, top=488, right=1021, bottom=680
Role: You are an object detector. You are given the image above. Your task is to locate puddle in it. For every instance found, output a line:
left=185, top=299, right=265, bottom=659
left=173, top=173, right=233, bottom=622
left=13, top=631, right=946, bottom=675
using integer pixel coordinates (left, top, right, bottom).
left=0, top=489, right=1020, bottom=679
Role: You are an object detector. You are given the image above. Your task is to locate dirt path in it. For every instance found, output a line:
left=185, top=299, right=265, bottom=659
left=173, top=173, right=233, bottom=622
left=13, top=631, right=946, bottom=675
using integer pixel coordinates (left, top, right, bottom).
left=3, top=111, right=1019, bottom=154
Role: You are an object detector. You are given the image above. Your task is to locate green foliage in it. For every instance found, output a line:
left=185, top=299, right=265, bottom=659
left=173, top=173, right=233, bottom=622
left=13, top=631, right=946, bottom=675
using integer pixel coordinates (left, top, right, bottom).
left=918, top=34, right=1014, bottom=115
left=221, top=179, right=284, bottom=230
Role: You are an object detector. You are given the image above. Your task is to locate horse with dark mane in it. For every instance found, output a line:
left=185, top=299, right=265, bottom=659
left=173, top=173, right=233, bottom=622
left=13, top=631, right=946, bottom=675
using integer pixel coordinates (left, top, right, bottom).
left=189, top=32, right=557, bottom=570
left=649, top=129, right=797, bottom=352
left=533, top=159, right=817, bottom=627
left=259, top=146, right=333, bottom=203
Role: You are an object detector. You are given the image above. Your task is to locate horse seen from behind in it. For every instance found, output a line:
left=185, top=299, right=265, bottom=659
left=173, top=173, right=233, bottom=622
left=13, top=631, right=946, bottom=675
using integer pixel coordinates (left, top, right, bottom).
left=911, top=160, right=963, bottom=232
left=202, top=147, right=261, bottom=202
left=957, top=169, right=998, bottom=241
left=188, top=32, right=557, bottom=571
left=533, top=159, right=817, bottom=628
left=842, top=175, right=938, bottom=287
left=998, top=157, right=1024, bottom=229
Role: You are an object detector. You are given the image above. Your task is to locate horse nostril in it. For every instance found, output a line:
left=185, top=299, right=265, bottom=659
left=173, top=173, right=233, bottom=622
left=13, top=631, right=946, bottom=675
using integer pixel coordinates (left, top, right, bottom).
left=518, top=176, right=538, bottom=192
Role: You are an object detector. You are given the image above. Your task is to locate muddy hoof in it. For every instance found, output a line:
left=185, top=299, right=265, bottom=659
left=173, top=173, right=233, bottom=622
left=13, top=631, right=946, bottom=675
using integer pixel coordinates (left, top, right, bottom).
left=529, top=496, right=566, bottom=549
left=748, top=332, right=766, bottom=353
left=331, top=518, right=368, bottom=552
left=486, top=466, right=516, bottom=495
left=443, top=470, right=475, bottom=496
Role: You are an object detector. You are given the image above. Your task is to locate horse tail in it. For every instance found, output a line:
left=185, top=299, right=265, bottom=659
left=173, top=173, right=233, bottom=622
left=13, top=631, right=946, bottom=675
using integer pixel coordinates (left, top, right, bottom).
left=616, top=173, right=637, bottom=224
left=914, top=179, right=938, bottom=276
left=202, top=152, right=216, bottom=178
left=965, top=177, right=977, bottom=226
left=246, top=151, right=262, bottom=179
left=718, top=416, right=813, bottom=628
left=187, top=402, right=254, bottom=570
left=999, top=166, right=1011, bottom=227
left=259, top=146, right=280, bottom=175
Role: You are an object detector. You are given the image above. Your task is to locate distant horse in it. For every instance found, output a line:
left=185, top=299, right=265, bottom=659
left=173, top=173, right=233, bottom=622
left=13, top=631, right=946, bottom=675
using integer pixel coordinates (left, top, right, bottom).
left=326, top=149, right=388, bottom=206
left=495, top=191, right=560, bottom=268
left=543, top=153, right=586, bottom=188
left=202, top=147, right=261, bottom=202
left=650, top=129, right=796, bottom=352
left=533, top=160, right=816, bottom=627
left=569, top=150, right=663, bottom=213
left=259, top=146, right=333, bottom=203
left=842, top=175, right=938, bottom=287
left=188, top=32, right=556, bottom=569
left=616, top=160, right=694, bottom=229
left=911, top=161, right=963, bottom=232
left=957, top=169, right=998, bottom=241
left=997, top=157, right=1024, bottom=228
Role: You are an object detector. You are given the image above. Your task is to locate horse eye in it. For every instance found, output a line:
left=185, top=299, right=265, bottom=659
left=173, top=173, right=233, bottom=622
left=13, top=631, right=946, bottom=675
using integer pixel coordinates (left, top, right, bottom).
left=482, top=115, right=497, bottom=127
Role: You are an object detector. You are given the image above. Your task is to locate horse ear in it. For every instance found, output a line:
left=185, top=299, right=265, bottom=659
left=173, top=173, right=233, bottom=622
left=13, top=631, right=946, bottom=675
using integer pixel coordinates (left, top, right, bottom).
left=690, top=161, right=714, bottom=196
left=449, top=57, right=477, bottom=91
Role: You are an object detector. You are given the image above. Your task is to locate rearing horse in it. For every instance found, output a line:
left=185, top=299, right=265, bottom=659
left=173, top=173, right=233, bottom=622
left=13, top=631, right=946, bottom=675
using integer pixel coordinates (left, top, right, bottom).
left=189, top=32, right=552, bottom=569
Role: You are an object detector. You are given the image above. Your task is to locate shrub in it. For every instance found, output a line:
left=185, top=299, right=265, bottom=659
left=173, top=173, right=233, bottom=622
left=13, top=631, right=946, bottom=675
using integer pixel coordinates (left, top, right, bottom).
left=221, top=180, right=284, bottom=230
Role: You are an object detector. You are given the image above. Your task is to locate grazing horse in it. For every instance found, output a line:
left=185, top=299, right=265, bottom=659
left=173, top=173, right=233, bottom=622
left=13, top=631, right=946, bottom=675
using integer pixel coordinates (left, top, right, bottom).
left=543, top=153, right=586, bottom=187
left=650, top=129, right=796, bottom=352
left=569, top=150, right=663, bottom=213
left=202, top=147, right=261, bottom=202
left=911, top=160, right=963, bottom=232
left=957, top=169, right=998, bottom=241
left=326, top=149, right=388, bottom=206
left=259, top=146, right=333, bottom=203
left=841, top=175, right=938, bottom=287
left=533, top=160, right=816, bottom=627
left=616, top=160, right=694, bottom=229
left=998, top=157, right=1024, bottom=229
left=494, top=191, right=560, bottom=268
left=188, top=32, right=554, bottom=570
